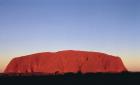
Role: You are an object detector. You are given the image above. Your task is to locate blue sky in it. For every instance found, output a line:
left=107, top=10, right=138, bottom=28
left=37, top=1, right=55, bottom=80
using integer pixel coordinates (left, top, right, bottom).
left=0, top=0, right=140, bottom=72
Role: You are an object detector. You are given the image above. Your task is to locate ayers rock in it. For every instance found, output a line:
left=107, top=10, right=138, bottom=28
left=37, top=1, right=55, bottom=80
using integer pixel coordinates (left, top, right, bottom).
left=4, top=50, right=127, bottom=74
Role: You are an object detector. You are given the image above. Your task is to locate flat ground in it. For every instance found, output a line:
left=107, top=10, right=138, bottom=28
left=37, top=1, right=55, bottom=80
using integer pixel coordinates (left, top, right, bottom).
left=0, top=72, right=140, bottom=85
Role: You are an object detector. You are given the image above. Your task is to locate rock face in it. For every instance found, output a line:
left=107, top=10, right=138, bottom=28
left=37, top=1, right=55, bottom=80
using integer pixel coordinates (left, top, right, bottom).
left=4, top=50, right=127, bottom=74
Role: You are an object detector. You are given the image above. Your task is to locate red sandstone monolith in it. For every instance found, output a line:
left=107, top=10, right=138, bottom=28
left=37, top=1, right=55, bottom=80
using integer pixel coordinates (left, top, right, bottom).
left=4, top=50, right=127, bottom=74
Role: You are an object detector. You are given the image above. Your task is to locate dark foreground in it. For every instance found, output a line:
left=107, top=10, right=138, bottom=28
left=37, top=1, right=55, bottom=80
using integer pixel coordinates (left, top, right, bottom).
left=0, top=72, right=140, bottom=85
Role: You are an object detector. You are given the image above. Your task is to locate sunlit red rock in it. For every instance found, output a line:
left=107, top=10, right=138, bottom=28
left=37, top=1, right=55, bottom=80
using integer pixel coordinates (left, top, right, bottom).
left=4, top=50, right=127, bottom=74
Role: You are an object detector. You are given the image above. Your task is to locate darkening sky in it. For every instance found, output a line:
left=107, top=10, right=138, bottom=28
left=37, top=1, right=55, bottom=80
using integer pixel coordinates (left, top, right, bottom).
left=0, top=0, right=140, bottom=72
